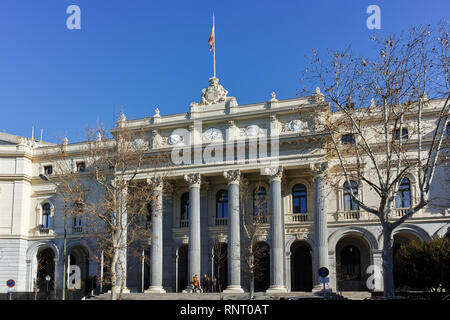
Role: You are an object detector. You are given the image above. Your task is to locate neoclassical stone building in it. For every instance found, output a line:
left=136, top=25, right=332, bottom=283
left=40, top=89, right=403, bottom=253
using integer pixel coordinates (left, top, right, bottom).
left=0, top=78, right=449, bottom=297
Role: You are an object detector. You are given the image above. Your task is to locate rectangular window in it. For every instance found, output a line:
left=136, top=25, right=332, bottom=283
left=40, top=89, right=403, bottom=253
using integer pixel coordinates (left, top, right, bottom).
left=341, top=134, right=355, bottom=145
left=77, top=162, right=86, bottom=172
left=42, top=213, right=50, bottom=228
left=74, top=217, right=83, bottom=227
left=394, top=128, right=408, bottom=140
left=44, top=165, right=53, bottom=175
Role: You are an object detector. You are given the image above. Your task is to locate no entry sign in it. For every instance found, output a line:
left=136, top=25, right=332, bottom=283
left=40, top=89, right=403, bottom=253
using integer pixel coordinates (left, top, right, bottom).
left=6, top=279, right=15, bottom=288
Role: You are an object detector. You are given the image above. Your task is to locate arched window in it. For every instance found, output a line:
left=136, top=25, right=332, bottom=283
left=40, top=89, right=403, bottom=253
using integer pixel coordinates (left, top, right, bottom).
left=180, top=192, right=190, bottom=220
left=292, top=184, right=307, bottom=213
left=216, top=190, right=228, bottom=219
left=395, top=177, right=411, bottom=208
left=253, top=187, right=267, bottom=216
left=343, top=180, right=359, bottom=211
left=42, top=203, right=51, bottom=228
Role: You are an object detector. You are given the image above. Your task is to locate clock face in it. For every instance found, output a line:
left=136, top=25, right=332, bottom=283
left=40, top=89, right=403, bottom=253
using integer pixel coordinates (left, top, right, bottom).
left=289, top=120, right=302, bottom=132
left=205, top=128, right=221, bottom=140
left=246, top=125, right=259, bottom=137
left=168, top=134, right=181, bottom=145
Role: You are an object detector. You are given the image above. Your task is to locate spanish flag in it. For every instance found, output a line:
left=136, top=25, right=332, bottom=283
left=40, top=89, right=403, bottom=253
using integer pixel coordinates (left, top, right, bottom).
left=208, top=19, right=215, bottom=51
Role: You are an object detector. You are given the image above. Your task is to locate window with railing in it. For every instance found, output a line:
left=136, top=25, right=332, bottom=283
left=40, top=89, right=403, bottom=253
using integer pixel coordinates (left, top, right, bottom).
left=343, top=180, right=359, bottom=211
left=73, top=217, right=83, bottom=232
left=253, top=187, right=267, bottom=217
left=292, top=184, right=307, bottom=214
left=395, top=177, right=411, bottom=209
left=42, top=203, right=51, bottom=229
left=216, top=190, right=228, bottom=219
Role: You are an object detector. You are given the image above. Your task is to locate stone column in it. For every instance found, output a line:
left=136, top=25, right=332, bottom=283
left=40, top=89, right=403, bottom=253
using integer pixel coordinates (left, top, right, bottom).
left=267, top=166, right=287, bottom=292
left=115, top=187, right=130, bottom=293
left=223, top=170, right=244, bottom=293
left=184, top=173, right=201, bottom=290
left=313, top=162, right=331, bottom=290
left=146, top=177, right=166, bottom=293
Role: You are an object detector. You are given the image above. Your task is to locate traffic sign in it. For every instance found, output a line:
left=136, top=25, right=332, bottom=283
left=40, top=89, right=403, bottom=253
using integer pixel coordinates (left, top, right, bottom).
left=318, top=267, right=329, bottom=278
left=318, top=277, right=330, bottom=284
left=6, top=279, right=15, bottom=288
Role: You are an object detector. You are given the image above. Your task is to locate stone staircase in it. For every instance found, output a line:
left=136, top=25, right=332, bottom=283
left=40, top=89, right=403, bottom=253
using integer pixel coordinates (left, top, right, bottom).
left=87, top=291, right=320, bottom=301
left=338, top=291, right=372, bottom=300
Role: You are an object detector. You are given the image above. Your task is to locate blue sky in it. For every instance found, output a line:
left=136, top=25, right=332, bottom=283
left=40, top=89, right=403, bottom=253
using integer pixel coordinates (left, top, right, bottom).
left=0, top=0, right=449, bottom=143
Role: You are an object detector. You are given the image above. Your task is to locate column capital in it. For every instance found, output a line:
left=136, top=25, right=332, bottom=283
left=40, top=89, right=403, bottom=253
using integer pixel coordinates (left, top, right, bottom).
left=184, top=173, right=201, bottom=188
left=264, top=166, right=283, bottom=182
left=147, top=176, right=163, bottom=190
left=223, top=170, right=240, bottom=185
left=311, top=162, right=328, bottom=177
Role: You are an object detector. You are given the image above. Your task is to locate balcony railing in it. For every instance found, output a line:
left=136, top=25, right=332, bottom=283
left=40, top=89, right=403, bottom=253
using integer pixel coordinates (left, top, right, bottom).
left=253, top=215, right=269, bottom=224
left=39, top=225, right=50, bottom=234
left=72, top=226, right=83, bottom=233
left=179, top=219, right=189, bottom=228
left=287, top=213, right=311, bottom=223
left=342, top=210, right=361, bottom=220
left=215, top=218, right=228, bottom=226
left=394, top=208, right=408, bottom=217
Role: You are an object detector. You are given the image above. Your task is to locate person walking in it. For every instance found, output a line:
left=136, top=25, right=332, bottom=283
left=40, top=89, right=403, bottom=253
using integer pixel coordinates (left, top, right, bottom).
left=202, top=274, right=210, bottom=293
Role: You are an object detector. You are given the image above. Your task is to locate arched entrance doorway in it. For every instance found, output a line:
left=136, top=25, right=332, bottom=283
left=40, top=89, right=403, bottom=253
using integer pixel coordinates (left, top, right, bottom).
left=336, top=235, right=371, bottom=291
left=36, top=247, right=55, bottom=299
left=177, top=244, right=188, bottom=292
left=67, top=245, right=90, bottom=299
left=290, top=241, right=313, bottom=291
left=254, top=242, right=270, bottom=292
left=213, top=242, right=228, bottom=292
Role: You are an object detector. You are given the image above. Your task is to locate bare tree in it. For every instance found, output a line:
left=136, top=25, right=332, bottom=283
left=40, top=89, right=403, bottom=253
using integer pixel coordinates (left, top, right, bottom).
left=300, top=23, right=449, bottom=298
left=239, top=177, right=270, bottom=299
left=48, top=123, right=171, bottom=300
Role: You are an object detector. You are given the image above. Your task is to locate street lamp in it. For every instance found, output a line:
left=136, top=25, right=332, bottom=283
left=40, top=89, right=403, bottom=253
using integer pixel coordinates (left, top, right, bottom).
left=39, top=173, right=67, bottom=300
left=45, top=275, right=51, bottom=300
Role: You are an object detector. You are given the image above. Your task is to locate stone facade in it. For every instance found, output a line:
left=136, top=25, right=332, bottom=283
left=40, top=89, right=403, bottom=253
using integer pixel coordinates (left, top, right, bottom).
left=0, top=79, right=449, bottom=296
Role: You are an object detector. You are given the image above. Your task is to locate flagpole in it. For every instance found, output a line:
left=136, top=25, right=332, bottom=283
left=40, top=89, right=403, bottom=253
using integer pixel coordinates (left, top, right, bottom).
left=213, top=14, right=216, bottom=78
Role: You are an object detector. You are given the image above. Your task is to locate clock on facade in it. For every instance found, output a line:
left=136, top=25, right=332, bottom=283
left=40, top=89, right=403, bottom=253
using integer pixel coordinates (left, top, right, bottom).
left=205, top=128, right=221, bottom=140
left=168, top=134, right=181, bottom=145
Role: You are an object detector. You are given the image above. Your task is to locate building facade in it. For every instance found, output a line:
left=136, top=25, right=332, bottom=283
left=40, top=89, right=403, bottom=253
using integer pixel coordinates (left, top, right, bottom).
left=0, top=78, right=449, bottom=296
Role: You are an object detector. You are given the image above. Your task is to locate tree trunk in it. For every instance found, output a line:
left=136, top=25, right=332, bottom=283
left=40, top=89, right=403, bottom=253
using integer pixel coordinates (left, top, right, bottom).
left=382, top=226, right=395, bottom=299
left=249, top=271, right=255, bottom=300
left=110, top=248, right=119, bottom=300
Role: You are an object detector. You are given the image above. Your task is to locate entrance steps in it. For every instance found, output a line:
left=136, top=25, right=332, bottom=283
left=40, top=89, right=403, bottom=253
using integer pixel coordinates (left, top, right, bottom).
left=88, top=291, right=317, bottom=300
left=339, top=291, right=372, bottom=300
